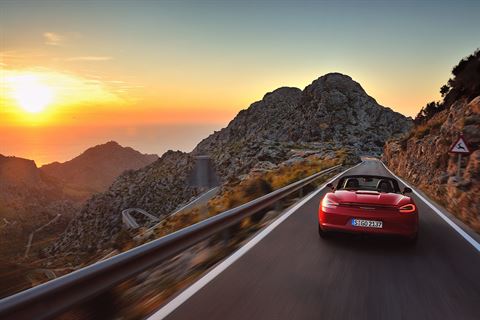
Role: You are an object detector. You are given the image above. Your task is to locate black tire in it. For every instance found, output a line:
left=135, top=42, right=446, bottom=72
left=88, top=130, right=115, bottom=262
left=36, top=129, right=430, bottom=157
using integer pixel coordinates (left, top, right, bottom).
left=318, top=225, right=331, bottom=239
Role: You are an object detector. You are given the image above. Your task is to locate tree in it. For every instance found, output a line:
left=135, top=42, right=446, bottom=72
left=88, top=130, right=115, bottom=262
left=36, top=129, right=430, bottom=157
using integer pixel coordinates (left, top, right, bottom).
left=413, top=48, right=479, bottom=125
left=414, top=101, right=441, bottom=124
left=414, top=107, right=426, bottom=125
left=440, top=84, right=450, bottom=97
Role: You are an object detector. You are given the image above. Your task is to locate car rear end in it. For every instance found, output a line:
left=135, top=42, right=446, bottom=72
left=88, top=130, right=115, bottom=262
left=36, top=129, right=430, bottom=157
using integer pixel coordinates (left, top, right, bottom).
left=319, top=193, right=418, bottom=239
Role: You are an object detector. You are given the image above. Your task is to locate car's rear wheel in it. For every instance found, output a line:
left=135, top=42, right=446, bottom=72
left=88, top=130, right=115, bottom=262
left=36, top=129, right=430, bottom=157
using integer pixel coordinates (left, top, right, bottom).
left=318, top=225, right=331, bottom=239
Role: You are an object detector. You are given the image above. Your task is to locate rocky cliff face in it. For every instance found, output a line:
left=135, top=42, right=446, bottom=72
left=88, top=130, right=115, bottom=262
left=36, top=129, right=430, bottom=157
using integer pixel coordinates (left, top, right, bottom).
left=383, top=97, right=480, bottom=232
left=51, top=73, right=412, bottom=255
left=41, top=141, right=158, bottom=200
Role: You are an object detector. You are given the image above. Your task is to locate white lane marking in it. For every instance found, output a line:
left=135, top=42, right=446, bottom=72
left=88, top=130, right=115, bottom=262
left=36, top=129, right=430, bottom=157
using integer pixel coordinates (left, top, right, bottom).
left=147, top=162, right=363, bottom=320
left=381, top=161, right=480, bottom=252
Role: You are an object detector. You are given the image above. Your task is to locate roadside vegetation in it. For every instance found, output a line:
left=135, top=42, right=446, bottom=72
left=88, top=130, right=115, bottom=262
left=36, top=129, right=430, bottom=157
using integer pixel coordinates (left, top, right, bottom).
left=414, top=49, right=480, bottom=125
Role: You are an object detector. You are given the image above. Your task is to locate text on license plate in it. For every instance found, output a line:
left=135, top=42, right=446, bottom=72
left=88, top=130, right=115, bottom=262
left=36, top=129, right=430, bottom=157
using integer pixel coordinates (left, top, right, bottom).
left=352, top=219, right=383, bottom=228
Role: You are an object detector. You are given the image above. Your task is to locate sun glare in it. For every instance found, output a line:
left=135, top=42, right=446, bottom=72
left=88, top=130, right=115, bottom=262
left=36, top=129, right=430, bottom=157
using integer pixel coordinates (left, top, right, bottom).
left=9, top=75, right=54, bottom=113
left=1, top=68, right=129, bottom=125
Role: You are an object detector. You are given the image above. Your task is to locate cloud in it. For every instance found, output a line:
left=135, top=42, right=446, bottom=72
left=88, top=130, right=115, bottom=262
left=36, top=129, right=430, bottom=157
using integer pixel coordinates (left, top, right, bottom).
left=66, top=56, right=113, bottom=62
left=43, top=32, right=64, bottom=46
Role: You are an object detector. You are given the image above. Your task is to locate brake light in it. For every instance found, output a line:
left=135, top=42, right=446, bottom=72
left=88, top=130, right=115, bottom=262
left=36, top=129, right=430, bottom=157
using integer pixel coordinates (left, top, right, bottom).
left=322, top=197, right=339, bottom=209
left=399, top=204, right=416, bottom=213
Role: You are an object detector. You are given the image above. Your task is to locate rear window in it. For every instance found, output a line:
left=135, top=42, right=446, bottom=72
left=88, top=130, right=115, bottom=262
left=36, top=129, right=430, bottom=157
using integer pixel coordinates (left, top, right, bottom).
left=337, top=176, right=400, bottom=193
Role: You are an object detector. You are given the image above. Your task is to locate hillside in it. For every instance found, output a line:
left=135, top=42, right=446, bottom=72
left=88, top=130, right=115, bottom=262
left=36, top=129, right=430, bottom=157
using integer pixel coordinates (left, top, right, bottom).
left=0, top=155, right=77, bottom=259
left=41, top=141, right=158, bottom=200
left=383, top=50, right=480, bottom=232
left=0, top=142, right=158, bottom=260
left=50, top=73, right=412, bottom=256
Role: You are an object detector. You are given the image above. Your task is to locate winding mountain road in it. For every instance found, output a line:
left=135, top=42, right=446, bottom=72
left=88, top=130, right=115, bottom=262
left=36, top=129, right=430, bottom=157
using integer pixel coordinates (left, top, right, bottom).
left=153, top=159, right=480, bottom=320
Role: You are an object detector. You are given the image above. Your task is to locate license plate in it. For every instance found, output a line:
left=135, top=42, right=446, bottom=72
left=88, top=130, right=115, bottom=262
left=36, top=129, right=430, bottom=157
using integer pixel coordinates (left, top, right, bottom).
left=352, top=219, right=383, bottom=228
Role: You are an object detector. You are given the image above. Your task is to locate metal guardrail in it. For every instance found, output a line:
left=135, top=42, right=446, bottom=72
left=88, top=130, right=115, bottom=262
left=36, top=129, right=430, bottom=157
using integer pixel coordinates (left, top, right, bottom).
left=0, top=164, right=342, bottom=320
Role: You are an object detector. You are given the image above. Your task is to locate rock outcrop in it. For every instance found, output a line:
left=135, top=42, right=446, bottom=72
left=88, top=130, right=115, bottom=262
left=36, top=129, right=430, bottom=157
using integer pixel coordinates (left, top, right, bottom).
left=383, top=97, right=480, bottom=232
left=51, top=73, right=412, bottom=255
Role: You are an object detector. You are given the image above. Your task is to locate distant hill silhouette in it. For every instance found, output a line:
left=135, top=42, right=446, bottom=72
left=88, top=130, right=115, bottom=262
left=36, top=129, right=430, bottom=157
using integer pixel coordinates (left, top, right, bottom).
left=41, top=141, right=158, bottom=200
left=0, top=142, right=158, bottom=261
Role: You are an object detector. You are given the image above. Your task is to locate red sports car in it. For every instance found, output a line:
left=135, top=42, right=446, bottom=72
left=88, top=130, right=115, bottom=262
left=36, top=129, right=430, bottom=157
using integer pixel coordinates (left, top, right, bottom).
left=318, top=175, right=418, bottom=243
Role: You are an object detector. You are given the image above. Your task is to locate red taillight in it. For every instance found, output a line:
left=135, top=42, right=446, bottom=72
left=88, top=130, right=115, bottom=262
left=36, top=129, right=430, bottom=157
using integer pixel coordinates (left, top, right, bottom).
left=322, top=197, right=339, bottom=209
left=399, top=204, right=416, bottom=213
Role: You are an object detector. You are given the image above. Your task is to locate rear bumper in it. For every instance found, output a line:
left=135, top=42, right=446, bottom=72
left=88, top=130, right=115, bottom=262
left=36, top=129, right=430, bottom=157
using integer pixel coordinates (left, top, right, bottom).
left=319, top=207, right=418, bottom=238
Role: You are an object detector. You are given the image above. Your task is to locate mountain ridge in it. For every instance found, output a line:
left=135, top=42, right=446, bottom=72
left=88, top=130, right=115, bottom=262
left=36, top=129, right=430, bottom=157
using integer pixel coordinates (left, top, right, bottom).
left=0, top=142, right=158, bottom=260
left=40, top=141, right=158, bottom=199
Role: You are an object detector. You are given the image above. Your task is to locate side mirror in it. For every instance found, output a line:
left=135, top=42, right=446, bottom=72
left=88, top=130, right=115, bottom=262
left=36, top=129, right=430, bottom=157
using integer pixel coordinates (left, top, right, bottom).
left=403, top=187, right=412, bottom=194
left=327, top=183, right=335, bottom=191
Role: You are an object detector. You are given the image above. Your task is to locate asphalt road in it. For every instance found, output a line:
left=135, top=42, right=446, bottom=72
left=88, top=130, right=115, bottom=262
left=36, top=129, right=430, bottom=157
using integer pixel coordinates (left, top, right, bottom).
left=162, top=159, right=480, bottom=320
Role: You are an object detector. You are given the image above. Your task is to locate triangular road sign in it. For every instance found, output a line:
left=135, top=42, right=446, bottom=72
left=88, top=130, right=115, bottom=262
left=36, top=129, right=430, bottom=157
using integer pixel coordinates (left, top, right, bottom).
left=449, top=135, right=470, bottom=154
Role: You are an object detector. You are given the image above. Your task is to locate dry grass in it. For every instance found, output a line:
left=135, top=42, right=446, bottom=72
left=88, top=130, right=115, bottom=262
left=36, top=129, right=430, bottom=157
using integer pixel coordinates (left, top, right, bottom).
left=413, top=113, right=447, bottom=139
left=207, top=156, right=340, bottom=217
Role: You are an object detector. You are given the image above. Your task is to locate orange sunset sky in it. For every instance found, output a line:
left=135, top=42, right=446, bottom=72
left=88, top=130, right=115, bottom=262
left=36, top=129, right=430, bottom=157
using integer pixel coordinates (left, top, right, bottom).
left=1, top=0, right=479, bottom=165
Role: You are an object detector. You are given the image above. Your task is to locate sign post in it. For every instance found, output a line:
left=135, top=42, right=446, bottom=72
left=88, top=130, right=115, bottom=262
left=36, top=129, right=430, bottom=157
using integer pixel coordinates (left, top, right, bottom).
left=449, top=134, right=471, bottom=180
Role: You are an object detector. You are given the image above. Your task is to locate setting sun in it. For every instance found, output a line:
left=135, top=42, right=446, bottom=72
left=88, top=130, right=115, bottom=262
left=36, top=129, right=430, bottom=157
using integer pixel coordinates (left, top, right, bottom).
left=9, top=75, right=54, bottom=113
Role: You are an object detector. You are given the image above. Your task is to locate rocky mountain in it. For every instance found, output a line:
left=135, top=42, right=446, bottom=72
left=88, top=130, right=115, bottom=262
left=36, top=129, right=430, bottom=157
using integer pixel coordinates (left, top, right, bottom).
left=50, top=73, right=412, bottom=255
left=383, top=51, right=480, bottom=232
left=0, top=155, right=77, bottom=258
left=194, top=73, right=412, bottom=179
left=0, top=155, right=70, bottom=217
left=41, top=141, right=158, bottom=200
left=0, top=142, right=158, bottom=259
left=0, top=155, right=44, bottom=187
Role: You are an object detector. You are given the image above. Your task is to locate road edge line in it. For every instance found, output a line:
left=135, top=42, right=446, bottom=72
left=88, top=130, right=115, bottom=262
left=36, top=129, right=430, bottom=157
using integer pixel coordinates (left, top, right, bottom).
left=147, top=162, right=362, bottom=320
left=381, top=161, right=480, bottom=252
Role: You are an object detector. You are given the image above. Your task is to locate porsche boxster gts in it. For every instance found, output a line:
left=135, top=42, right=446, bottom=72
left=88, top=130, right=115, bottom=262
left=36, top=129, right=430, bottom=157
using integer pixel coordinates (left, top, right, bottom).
left=318, top=175, right=418, bottom=243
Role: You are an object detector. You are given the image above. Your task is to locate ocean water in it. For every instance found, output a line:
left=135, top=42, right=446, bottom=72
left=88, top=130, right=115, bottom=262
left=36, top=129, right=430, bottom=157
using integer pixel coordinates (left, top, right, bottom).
left=0, top=123, right=225, bottom=166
